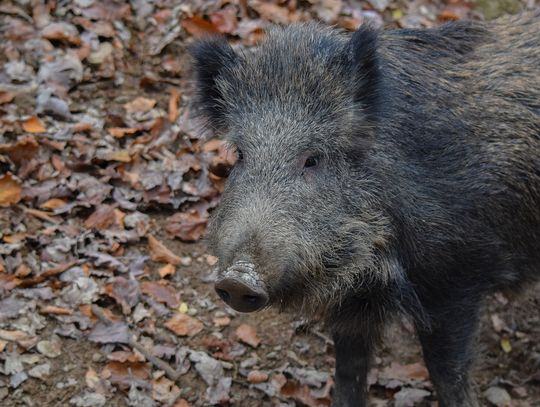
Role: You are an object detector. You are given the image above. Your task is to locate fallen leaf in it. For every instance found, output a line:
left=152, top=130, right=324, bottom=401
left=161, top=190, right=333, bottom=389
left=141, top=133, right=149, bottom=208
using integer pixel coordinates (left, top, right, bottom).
left=213, top=316, right=231, bottom=327
left=250, top=2, right=292, bottom=24
left=165, top=209, right=208, bottom=242
left=173, top=400, right=191, bottom=407
left=381, top=362, right=429, bottom=382
left=0, top=173, right=22, bottom=206
left=41, top=198, right=67, bottom=210
left=165, top=313, right=203, bottom=337
left=248, top=370, right=269, bottom=384
left=39, top=305, right=73, bottom=315
left=41, top=22, right=81, bottom=45
left=169, top=88, right=180, bottom=122
left=158, top=264, right=176, bottom=278
left=394, top=388, right=431, bottom=407
left=104, top=277, right=141, bottom=314
left=124, top=97, right=156, bottom=114
left=102, top=361, right=151, bottom=389
left=281, top=380, right=329, bottom=407
left=85, top=367, right=99, bottom=389
left=108, top=127, right=139, bottom=138
left=84, top=205, right=117, bottom=229
left=141, top=280, right=179, bottom=308
left=181, top=15, right=219, bottom=37
left=0, top=135, right=39, bottom=164
left=89, top=322, right=130, bottom=344
left=236, top=324, right=261, bottom=348
left=147, top=234, right=182, bottom=265
left=210, top=6, right=239, bottom=34
left=0, top=91, right=15, bottom=104
left=22, top=116, right=47, bottom=133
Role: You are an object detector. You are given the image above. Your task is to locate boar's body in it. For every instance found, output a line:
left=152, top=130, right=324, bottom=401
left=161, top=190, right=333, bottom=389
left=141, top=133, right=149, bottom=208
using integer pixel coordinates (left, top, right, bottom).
left=192, top=12, right=540, bottom=407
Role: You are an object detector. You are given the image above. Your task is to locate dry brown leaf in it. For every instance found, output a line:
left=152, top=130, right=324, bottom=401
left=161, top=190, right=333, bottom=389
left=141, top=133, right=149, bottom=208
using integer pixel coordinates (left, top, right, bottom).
left=235, top=323, right=261, bottom=347
left=24, top=207, right=61, bottom=224
left=173, top=400, right=191, bottom=407
left=248, top=370, right=269, bottom=384
left=108, top=127, right=139, bottom=138
left=41, top=22, right=81, bottom=45
left=210, top=6, right=239, bottom=34
left=124, top=97, right=156, bottom=113
left=250, top=2, right=292, bottom=24
left=182, top=15, right=220, bottom=37
left=40, top=198, right=67, bottom=210
left=158, top=264, right=176, bottom=278
left=85, top=367, right=99, bottom=389
left=2, top=233, right=26, bottom=243
left=141, top=280, right=179, bottom=308
left=0, top=135, right=39, bottom=165
left=0, top=173, right=22, bottom=207
left=281, top=380, right=330, bottom=407
left=84, top=205, right=117, bottom=229
left=168, top=88, right=180, bottom=122
left=148, top=234, right=182, bottom=265
left=102, top=361, right=151, bottom=389
left=164, top=209, right=208, bottom=242
left=381, top=362, right=429, bottom=382
left=14, top=264, right=32, bottom=278
left=39, top=305, right=73, bottom=315
left=164, top=313, right=204, bottom=337
left=213, top=317, right=231, bottom=327
left=22, top=116, right=47, bottom=133
left=0, top=274, right=21, bottom=291
left=103, top=150, right=132, bottom=162
left=0, top=91, right=15, bottom=104
left=0, top=329, right=29, bottom=342
left=73, top=122, right=93, bottom=132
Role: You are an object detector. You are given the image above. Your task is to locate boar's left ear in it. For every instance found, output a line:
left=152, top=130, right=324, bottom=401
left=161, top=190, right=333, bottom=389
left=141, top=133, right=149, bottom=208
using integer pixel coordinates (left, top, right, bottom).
left=190, top=38, right=239, bottom=130
left=347, top=25, right=381, bottom=119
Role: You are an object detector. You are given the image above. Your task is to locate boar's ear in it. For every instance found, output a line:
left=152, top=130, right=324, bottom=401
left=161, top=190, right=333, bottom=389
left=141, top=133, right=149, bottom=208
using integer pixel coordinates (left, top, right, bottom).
left=190, top=38, right=239, bottom=129
left=347, top=25, right=381, bottom=119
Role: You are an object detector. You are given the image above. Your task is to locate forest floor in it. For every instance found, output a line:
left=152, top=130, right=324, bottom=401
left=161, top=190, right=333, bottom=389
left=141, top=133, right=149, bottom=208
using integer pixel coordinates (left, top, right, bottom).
left=0, top=0, right=539, bottom=406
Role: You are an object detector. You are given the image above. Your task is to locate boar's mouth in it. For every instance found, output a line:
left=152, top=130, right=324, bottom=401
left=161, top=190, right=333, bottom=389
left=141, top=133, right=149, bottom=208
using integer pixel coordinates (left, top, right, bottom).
left=214, top=261, right=269, bottom=313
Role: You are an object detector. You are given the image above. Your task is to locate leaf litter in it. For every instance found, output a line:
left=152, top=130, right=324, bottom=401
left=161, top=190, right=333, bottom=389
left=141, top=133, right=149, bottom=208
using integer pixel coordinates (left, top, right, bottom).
left=0, top=0, right=538, bottom=406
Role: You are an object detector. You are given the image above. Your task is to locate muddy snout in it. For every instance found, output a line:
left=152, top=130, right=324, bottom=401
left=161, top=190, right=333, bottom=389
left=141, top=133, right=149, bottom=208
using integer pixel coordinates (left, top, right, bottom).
left=214, top=261, right=268, bottom=313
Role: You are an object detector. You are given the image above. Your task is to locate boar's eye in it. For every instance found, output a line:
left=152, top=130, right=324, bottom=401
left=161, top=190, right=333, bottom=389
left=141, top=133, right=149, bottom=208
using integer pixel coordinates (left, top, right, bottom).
left=303, top=155, right=319, bottom=169
left=236, top=148, right=244, bottom=161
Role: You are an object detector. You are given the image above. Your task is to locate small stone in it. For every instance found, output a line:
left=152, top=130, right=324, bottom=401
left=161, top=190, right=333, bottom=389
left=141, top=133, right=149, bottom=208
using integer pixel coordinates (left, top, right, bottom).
left=180, top=256, right=192, bottom=267
left=88, top=42, right=113, bottom=65
left=91, top=352, right=103, bottom=362
left=28, top=363, right=51, bottom=380
left=37, top=339, right=62, bottom=358
left=484, top=386, right=512, bottom=407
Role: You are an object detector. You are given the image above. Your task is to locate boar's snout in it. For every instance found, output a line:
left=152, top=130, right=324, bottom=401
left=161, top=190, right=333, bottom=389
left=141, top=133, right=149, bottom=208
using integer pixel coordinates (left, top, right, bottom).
left=214, top=261, right=269, bottom=313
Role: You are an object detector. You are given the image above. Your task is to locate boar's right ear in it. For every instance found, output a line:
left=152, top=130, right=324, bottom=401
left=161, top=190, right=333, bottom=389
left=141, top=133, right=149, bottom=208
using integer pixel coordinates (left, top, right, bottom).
left=347, top=25, right=381, bottom=119
left=190, top=38, right=239, bottom=130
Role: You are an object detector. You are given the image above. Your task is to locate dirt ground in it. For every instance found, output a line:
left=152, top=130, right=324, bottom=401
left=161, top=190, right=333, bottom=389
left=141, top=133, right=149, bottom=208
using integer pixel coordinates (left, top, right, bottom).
left=0, top=0, right=539, bottom=406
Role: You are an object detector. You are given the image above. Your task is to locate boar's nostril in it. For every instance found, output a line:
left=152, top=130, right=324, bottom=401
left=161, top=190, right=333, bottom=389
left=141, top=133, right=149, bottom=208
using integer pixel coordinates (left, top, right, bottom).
left=243, top=294, right=260, bottom=305
left=215, top=288, right=231, bottom=303
left=214, top=276, right=268, bottom=313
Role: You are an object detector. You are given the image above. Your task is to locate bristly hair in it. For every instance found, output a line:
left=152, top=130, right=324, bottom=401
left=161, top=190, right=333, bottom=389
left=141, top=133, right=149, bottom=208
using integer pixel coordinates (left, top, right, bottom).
left=189, top=37, right=240, bottom=132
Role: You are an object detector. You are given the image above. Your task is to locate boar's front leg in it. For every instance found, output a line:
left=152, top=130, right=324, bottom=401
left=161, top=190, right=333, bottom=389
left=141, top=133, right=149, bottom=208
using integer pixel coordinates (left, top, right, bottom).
left=332, top=331, right=376, bottom=407
left=416, top=297, right=481, bottom=407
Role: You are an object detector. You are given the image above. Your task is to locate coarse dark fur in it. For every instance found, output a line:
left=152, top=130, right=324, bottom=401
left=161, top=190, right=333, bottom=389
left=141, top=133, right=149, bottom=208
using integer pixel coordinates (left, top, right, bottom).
left=191, top=12, right=540, bottom=407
